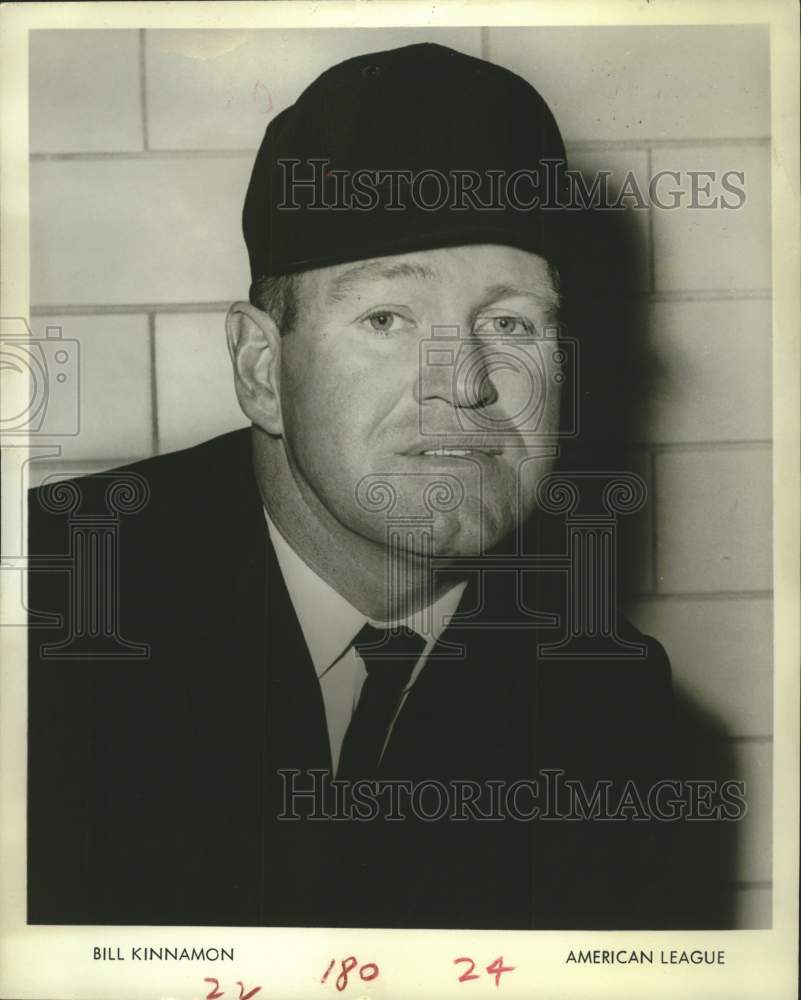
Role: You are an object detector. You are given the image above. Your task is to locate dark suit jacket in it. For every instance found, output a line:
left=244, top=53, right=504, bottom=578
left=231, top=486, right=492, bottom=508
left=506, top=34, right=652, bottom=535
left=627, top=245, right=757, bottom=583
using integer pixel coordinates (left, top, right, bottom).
left=28, top=429, right=684, bottom=929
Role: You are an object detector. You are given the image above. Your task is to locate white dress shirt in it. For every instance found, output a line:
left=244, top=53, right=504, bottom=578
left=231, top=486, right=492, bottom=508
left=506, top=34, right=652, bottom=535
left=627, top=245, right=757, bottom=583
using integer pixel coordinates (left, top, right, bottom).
left=264, top=509, right=467, bottom=775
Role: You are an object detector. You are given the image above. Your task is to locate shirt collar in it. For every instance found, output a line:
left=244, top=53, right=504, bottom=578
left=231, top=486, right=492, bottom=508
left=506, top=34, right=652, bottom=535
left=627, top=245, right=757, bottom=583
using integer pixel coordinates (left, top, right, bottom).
left=264, top=508, right=467, bottom=678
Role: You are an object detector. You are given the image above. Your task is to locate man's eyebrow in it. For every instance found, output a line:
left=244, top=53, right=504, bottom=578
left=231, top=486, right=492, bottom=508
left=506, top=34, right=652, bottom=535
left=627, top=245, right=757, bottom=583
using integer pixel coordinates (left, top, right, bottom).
left=325, top=260, right=437, bottom=302
left=474, top=282, right=562, bottom=314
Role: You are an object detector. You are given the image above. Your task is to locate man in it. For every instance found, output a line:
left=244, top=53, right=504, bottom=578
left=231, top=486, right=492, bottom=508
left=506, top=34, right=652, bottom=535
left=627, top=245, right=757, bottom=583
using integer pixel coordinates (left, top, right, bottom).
left=28, top=43, right=681, bottom=929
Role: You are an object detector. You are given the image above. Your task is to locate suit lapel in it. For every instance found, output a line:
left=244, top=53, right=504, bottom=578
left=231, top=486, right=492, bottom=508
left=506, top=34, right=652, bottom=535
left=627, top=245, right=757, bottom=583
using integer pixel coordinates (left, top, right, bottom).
left=211, top=429, right=331, bottom=774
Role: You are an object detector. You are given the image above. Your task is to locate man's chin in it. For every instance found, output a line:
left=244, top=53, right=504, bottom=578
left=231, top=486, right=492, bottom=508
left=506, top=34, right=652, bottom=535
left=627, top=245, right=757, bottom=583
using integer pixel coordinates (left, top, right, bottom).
left=430, top=509, right=510, bottom=558
left=349, top=501, right=512, bottom=559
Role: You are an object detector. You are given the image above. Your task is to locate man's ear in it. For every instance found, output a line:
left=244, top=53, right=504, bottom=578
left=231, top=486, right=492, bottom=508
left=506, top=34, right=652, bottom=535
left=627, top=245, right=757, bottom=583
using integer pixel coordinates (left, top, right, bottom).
left=225, top=302, right=283, bottom=435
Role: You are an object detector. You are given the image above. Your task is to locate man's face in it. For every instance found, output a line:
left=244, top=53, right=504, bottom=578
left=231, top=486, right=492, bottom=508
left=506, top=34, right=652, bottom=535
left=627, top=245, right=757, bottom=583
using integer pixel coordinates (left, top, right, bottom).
left=278, top=243, right=563, bottom=556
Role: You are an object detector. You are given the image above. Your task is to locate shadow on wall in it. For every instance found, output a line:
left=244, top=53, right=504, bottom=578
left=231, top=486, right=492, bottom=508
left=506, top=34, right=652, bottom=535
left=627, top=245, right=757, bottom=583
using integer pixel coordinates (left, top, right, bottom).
left=522, top=201, right=739, bottom=927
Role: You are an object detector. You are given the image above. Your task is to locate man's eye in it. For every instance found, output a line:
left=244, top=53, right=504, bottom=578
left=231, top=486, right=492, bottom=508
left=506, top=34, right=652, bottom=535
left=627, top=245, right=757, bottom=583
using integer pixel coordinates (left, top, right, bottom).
left=475, top=315, right=533, bottom=336
left=364, top=311, right=405, bottom=335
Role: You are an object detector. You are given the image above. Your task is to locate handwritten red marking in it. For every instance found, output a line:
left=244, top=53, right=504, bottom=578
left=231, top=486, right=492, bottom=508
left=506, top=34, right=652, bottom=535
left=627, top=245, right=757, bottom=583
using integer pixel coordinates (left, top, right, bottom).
left=359, top=962, right=379, bottom=982
left=204, top=978, right=225, bottom=1000
left=454, top=957, right=516, bottom=986
left=322, top=957, right=380, bottom=991
left=485, top=956, right=516, bottom=987
left=336, top=956, right=358, bottom=992
left=252, top=80, right=273, bottom=114
left=454, top=957, right=480, bottom=983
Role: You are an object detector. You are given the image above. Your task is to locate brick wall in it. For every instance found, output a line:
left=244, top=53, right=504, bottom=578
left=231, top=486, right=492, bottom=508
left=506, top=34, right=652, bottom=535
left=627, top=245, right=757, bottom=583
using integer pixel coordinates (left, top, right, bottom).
left=28, top=26, right=772, bottom=927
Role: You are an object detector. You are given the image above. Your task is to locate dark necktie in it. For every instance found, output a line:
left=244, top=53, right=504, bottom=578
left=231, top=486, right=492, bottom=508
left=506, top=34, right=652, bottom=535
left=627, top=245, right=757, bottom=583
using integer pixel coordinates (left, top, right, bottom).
left=337, top=623, right=426, bottom=780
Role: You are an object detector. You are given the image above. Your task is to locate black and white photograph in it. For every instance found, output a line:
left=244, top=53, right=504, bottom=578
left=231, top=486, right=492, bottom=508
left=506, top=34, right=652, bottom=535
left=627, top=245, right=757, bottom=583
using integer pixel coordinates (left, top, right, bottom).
left=0, top=3, right=798, bottom=999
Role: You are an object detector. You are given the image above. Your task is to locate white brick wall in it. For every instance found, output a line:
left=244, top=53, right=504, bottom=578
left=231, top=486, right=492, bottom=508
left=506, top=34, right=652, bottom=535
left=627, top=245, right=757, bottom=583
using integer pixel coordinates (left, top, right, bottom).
left=144, top=28, right=483, bottom=150
left=28, top=26, right=773, bottom=927
left=30, top=157, right=253, bottom=306
left=485, top=25, right=770, bottom=143
left=654, top=447, right=772, bottom=593
left=29, top=314, right=153, bottom=460
left=650, top=144, right=771, bottom=292
left=154, top=312, right=247, bottom=453
left=30, top=31, right=144, bottom=153
left=632, top=298, right=772, bottom=444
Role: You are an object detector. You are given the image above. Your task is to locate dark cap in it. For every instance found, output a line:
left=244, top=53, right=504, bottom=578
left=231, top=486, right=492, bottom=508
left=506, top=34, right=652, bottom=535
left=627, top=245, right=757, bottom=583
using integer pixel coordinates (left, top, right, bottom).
left=243, top=42, right=568, bottom=283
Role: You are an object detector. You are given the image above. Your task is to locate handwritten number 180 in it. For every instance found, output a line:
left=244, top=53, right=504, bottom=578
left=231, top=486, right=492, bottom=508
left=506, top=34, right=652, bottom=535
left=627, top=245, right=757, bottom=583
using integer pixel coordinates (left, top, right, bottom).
left=321, top=956, right=379, bottom=991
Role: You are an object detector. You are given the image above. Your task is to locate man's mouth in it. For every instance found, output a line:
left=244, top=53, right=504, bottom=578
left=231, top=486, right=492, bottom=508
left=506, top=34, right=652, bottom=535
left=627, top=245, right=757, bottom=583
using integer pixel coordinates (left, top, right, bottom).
left=413, top=444, right=503, bottom=457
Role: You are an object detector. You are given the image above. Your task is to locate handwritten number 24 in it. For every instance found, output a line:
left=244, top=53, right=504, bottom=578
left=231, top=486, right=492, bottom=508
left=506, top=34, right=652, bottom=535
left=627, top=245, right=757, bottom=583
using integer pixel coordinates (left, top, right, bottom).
left=454, top=956, right=516, bottom=986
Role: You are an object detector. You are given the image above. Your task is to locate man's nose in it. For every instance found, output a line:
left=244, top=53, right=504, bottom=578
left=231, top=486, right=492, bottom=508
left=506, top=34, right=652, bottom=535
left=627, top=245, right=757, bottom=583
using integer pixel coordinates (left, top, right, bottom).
left=415, top=333, right=499, bottom=410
